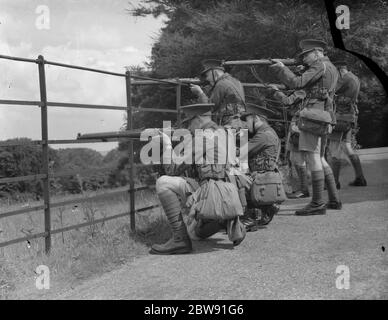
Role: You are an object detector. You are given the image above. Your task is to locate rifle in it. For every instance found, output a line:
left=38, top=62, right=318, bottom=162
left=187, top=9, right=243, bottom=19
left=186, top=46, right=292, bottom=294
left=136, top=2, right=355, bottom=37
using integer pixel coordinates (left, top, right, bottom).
left=223, top=58, right=297, bottom=66
left=131, top=77, right=204, bottom=87
left=77, top=128, right=176, bottom=141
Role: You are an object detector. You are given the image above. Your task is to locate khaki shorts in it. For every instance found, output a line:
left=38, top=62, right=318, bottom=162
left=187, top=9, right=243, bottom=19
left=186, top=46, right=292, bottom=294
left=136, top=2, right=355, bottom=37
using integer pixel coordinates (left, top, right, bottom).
left=298, top=130, right=321, bottom=153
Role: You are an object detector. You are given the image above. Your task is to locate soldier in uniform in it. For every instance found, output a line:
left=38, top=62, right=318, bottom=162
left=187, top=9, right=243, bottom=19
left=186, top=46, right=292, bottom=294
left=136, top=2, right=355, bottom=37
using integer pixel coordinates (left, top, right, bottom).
left=149, top=104, right=246, bottom=255
left=268, top=86, right=310, bottom=199
left=328, top=60, right=367, bottom=188
left=190, top=59, right=246, bottom=129
left=239, top=104, right=281, bottom=226
left=270, top=39, right=342, bottom=215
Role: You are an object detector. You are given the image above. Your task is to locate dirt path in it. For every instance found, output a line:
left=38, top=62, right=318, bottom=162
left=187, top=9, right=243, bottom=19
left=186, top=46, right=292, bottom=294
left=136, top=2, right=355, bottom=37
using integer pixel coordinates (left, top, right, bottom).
left=15, top=156, right=388, bottom=300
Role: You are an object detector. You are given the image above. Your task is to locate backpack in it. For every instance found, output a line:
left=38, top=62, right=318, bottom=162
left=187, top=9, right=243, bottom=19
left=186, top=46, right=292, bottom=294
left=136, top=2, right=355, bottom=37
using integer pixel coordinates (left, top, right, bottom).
left=250, top=148, right=286, bottom=206
left=297, top=108, right=332, bottom=136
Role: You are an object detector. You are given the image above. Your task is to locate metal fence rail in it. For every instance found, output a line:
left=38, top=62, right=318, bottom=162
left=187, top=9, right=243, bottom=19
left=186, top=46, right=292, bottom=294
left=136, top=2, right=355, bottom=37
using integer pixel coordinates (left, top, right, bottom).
left=0, top=54, right=181, bottom=253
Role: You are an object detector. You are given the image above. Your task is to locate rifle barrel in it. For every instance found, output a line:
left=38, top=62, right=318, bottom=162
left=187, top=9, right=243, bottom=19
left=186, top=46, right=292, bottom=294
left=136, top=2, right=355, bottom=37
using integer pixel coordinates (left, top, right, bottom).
left=131, top=78, right=202, bottom=86
left=77, top=130, right=144, bottom=140
left=223, top=59, right=296, bottom=66
left=77, top=128, right=176, bottom=141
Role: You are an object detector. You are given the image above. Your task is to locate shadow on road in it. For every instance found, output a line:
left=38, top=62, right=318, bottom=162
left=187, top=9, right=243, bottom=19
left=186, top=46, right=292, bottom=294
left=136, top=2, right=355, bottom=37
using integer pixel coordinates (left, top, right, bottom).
left=192, top=237, right=235, bottom=254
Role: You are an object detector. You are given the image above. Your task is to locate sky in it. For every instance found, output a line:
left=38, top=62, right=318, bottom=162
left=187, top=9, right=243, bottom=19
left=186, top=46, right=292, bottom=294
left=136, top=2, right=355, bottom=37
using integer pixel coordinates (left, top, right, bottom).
left=0, top=0, right=166, bottom=152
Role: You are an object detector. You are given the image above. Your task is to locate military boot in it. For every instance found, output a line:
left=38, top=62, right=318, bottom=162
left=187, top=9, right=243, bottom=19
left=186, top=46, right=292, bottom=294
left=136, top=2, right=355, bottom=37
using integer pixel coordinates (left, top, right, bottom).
left=150, top=190, right=192, bottom=255
left=349, top=176, right=367, bottom=187
left=150, top=230, right=192, bottom=255
left=295, top=202, right=326, bottom=215
left=240, top=208, right=259, bottom=232
left=257, top=204, right=279, bottom=225
left=326, top=200, right=342, bottom=210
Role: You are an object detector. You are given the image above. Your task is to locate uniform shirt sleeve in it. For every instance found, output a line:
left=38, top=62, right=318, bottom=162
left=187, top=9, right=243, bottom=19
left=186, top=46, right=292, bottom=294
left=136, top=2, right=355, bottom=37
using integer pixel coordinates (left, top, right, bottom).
left=248, top=131, right=268, bottom=155
left=272, top=61, right=325, bottom=89
left=209, top=82, right=226, bottom=107
left=273, top=90, right=306, bottom=106
left=341, top=73, right=360, bottom=101
left=248, top=130, right=279, bottom=158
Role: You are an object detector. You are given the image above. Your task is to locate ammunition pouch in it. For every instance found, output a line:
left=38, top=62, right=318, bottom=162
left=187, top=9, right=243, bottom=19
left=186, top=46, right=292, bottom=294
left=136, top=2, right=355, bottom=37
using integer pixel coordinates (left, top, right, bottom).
left=308, top=87, right=329, bottom=101
left=226, top=173, right=252, bottom=209
left=198, top=164, right=226, bottom=182
left=249, top=156, right=278, bottom=172
left=333, top=113, right=357, bottom=133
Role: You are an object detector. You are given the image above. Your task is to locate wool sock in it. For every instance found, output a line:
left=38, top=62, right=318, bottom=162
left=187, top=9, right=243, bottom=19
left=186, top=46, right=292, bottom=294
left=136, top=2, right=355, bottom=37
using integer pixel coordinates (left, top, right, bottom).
left=158, top=189, right=186, bottom=239
left=330, top=158, right=341, bottom=185
left=296, top=165, right=309, bottom=194
left=323, top=166, right=340, bottom=202
left=311, top=170, right=325, bottom=206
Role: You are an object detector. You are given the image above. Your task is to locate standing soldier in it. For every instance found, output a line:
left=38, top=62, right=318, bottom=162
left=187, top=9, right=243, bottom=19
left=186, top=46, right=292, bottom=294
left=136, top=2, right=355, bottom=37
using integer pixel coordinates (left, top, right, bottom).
left=328, top=60, right=367, bottom=188
left=190, top=59, right=246, bottom=129
left=270, top=39, right=342, bottom=215
left=148, top=104, right=246, bottom=255
left=239, top=104, right=281, bottom=226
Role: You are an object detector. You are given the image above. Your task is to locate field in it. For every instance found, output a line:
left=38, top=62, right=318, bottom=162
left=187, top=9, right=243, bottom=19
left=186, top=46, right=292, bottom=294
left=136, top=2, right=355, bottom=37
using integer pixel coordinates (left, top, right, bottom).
left=0, top=186, right=170, bottom=299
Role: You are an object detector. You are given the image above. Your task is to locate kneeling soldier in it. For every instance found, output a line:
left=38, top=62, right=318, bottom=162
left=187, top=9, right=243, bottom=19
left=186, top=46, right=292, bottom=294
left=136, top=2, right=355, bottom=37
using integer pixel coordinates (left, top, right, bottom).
left=150, top=104, right=246, bottom=255
left=240, top=104, right=282, bottom=227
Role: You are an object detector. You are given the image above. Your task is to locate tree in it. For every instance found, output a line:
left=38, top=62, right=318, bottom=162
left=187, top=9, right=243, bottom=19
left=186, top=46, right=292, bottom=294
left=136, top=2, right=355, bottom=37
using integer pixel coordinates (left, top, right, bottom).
left=127, top=0, right=388, bottom=148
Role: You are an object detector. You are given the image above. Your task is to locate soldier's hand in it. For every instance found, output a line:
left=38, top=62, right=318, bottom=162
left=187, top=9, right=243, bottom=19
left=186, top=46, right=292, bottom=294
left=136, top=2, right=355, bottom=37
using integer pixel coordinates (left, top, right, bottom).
left=190, top=84, right=203, bottom=96
left=327, top=124, right=333, bottom=134
left=267, top=84, right=279, bottom=91
left=295, top=65, right=305, bottom=73
left=269, top=59, right=285, bottom=67
left=291, top=123, right=300, bottom=133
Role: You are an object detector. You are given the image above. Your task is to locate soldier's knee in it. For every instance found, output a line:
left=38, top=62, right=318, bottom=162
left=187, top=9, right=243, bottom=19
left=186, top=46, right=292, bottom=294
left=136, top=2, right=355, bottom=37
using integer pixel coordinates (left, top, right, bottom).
left=306, top=152, right=322, bottom=171
left=155, top=175, right=171, bottom=193
left=321, top=156, right=330, bottom=168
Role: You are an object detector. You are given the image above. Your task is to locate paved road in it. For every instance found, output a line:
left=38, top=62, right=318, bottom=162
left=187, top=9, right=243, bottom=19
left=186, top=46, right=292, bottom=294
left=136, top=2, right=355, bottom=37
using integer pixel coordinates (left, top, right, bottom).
left=20, top=154, right=388, bottom=299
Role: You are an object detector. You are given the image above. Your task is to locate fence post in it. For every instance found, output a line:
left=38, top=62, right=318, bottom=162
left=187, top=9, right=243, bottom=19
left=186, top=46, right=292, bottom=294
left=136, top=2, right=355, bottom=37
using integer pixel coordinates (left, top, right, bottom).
left=176, top=84, right=182, bottom=125
left=37, top=55, right=51, bottom=254
left=125, top=71, right=136, bottom=232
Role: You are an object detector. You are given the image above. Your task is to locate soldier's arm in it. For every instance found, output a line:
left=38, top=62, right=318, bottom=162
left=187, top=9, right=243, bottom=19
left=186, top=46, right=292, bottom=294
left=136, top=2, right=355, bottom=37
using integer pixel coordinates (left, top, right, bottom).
left=209, top=83, right=226, bottom=107
left=248, top=132, right=267, bottom=155
left=162, top=135, right=193, bottom=176
left=197, top=92, right=210, bottom=103
left=271, top=61, right=325, bottom=89
left=273, top=90, right=306, bottom=106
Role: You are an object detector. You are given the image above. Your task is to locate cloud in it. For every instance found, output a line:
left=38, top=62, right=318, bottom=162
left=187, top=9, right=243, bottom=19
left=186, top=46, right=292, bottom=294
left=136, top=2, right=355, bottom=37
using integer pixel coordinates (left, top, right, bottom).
left=0, top=0, right=164, bottom=151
